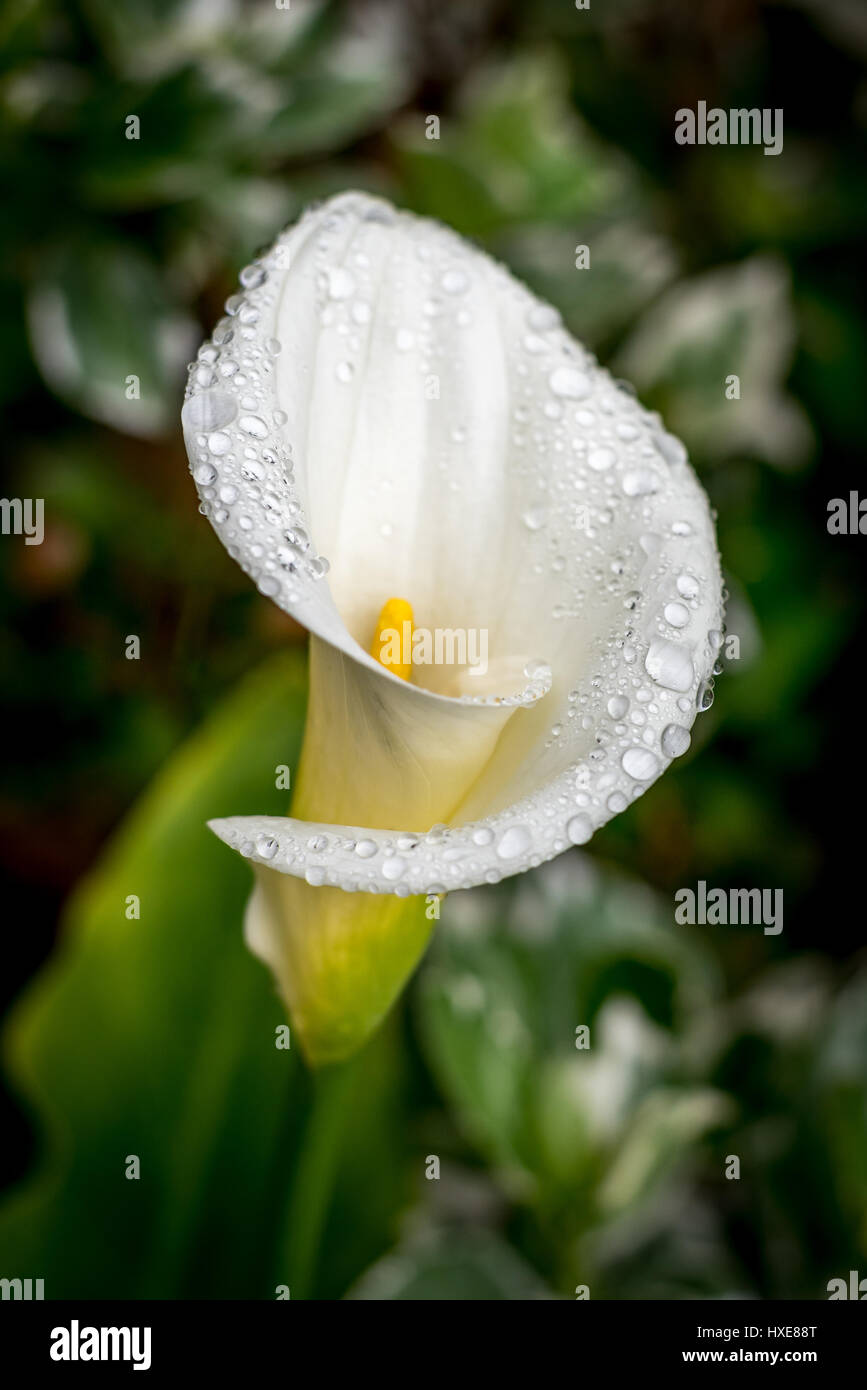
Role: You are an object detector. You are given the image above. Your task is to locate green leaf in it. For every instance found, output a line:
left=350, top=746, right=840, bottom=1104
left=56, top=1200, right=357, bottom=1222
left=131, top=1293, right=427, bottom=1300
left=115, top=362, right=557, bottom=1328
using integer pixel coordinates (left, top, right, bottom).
left=348, top=1230, right=559, bottom=1300
left=26, top=238, right=196, bottom=437
left=613, top=257, right=813, bottom=468
left=0, top=652, right=412, bottom=1298
left=391, top=52, right=647, bottom=233
left=418, top=858, right=722, bottom=1206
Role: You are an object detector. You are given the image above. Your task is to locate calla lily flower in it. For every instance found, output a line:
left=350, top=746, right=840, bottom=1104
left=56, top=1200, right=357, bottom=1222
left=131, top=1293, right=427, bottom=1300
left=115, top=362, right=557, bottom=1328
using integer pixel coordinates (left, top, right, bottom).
left=182, top=191, right=722, bottom=1064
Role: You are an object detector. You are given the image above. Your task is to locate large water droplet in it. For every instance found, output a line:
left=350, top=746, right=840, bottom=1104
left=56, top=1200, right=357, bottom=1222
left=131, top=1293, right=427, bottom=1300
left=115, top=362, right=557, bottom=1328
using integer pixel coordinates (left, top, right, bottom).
left=676, top=574, right=699, bottom=599
left=566, top=814, right=593, bottom=845
left=496, top=825, right=531, bottom=860
left=661, top=724, right=692, bottom=757
left=645, top=639, right=695, bottom=692
left=182, top=390, right=237, bottom=434
left=621, top=747, right=659, bottom=781
left=549, top=366, right=590, bottom=399
left=664, top=602, right=689, bottom=628
left=622, top=469, right=659, bottom=497
left=588, top=446, right=615, bottom=472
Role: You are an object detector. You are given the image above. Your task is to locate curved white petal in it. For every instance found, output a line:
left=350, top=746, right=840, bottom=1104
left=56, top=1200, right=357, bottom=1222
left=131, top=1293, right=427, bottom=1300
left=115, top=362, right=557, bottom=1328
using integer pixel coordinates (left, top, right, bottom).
left=184, top=191, right=723, bottom=895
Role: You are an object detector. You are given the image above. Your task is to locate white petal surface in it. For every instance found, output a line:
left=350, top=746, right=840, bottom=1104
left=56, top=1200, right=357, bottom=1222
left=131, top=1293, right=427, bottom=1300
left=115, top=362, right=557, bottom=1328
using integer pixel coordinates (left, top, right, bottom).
left=184, top=191, right=723, bottom=894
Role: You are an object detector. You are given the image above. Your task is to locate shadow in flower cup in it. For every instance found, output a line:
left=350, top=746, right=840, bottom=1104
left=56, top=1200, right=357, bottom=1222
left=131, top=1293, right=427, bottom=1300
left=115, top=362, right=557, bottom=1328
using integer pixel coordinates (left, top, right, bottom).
left=181, top=191, right=723, bottom=1066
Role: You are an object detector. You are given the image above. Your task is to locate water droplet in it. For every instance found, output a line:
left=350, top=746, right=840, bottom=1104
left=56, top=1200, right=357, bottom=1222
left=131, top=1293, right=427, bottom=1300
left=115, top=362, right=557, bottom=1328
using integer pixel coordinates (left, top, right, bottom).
left=355, top=839, right=377, bottom=859
left=622, top=469, right=659, bottom=497
left=257, top=836, right=278, bottom=860
left=194, top=462, right=217, bottom=485
left=588, top=446, right=615, bottom=472
left=497, top=825, right=531, bottom=860
left=207, top=431, right=232, bottom=456
left=239, top=415, right=268, bottom=438
left=527, top=304, right=561, bottom=331
left=382, top=856, right=406, bottom=881
left=676, top=574, right=699, bottom=599
left=662, top=724, right=692, bottom=758
left=335, top=361, right=354, bottom=383
left=240, top=264, right=267, bottom=289
left=182, top=390, right=237, bottom=434
left=607, top=695, right=629, bottom=718
left=566, top=813, right=593, bottom=845
left=472, top=826, right=494, bottom=846
left=549, top=366, right=590, bottom=399
left=664, top=602, right=689, bottom=628
left=327, top=266, right=356, bottom=299
left=441, top=268, right=469, bottom=294
left=645, top=639, right=695, bottom=692
left=697, top=682, right=715, bottom=711
left=622, top=747, right=659, bottom=781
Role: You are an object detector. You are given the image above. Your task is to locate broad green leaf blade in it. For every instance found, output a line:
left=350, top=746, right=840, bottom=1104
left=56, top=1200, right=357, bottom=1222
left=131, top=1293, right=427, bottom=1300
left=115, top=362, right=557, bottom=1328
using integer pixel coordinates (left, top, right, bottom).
left=0, top=652, right=411, bottom=1298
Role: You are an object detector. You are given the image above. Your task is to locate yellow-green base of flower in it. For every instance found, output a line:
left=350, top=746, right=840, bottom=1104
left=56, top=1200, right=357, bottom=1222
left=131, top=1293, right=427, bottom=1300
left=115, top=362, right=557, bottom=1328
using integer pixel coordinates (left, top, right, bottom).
left=245, top=872, right=435, bottom=1066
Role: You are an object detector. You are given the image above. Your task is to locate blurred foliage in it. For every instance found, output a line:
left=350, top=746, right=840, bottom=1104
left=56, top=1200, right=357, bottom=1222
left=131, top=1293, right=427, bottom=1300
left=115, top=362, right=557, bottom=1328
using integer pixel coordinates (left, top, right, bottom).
left=1, top=0, right=865, bottom=1298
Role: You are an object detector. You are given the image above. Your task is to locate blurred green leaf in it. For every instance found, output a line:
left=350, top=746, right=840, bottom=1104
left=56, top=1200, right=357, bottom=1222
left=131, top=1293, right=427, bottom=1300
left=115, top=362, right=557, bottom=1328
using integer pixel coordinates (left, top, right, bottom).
left=613, top=257, right=812, bottom=468
left=418, top=858, right=722, bottom=1207
left=0, top=651, right=412, bottom=1297
left=26, top=238, right=196, bottom=436
left=392, top=53, right=647, bottom=234
left=348, top=1229, right=558, bottom=1300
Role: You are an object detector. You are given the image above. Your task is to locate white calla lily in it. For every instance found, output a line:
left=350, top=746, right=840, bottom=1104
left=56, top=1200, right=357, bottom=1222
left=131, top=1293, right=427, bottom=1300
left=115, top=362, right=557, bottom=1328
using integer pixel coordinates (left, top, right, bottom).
left=182, top=191, right=722, bottom=1062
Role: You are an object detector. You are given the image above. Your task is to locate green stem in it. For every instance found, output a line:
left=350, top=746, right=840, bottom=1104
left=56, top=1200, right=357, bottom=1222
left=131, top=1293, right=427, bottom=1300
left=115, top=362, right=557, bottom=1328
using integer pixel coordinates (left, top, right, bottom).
left=281, top=1062, right=354, bottom=1299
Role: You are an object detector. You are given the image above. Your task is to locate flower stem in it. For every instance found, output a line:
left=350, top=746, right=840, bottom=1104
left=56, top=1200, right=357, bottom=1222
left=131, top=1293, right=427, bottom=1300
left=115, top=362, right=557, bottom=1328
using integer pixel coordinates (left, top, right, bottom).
left=281, top=1062, right=354, bottom=1299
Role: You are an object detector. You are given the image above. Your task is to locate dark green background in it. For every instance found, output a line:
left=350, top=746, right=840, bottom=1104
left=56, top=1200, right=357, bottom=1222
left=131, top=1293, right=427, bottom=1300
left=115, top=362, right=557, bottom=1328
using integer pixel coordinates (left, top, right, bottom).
left=0, top=0, right=864, bottom=1299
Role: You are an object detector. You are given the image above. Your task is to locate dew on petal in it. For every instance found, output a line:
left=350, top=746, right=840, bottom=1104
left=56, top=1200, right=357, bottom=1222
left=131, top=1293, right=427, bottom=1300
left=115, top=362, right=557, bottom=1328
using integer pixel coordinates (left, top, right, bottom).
left=664, top=602, right=689, bottom=627
left=622, top=747, right=659, bottom=781
left=645, top=638, right=695, bottom=692
left=182, top=390, right=237, bottom=433
left=588, top=447, right=616, bottom=472
left=662, top=724, right=692, bottom=757
left=239, top=415, right=268, bottom=438
left=566, top=814, right=593, bottom=845
left=549, top=366, right=590, bottom=399
left=497, top=825, right=531, bottom=859
left=207, top=431, right=232, bottom=456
